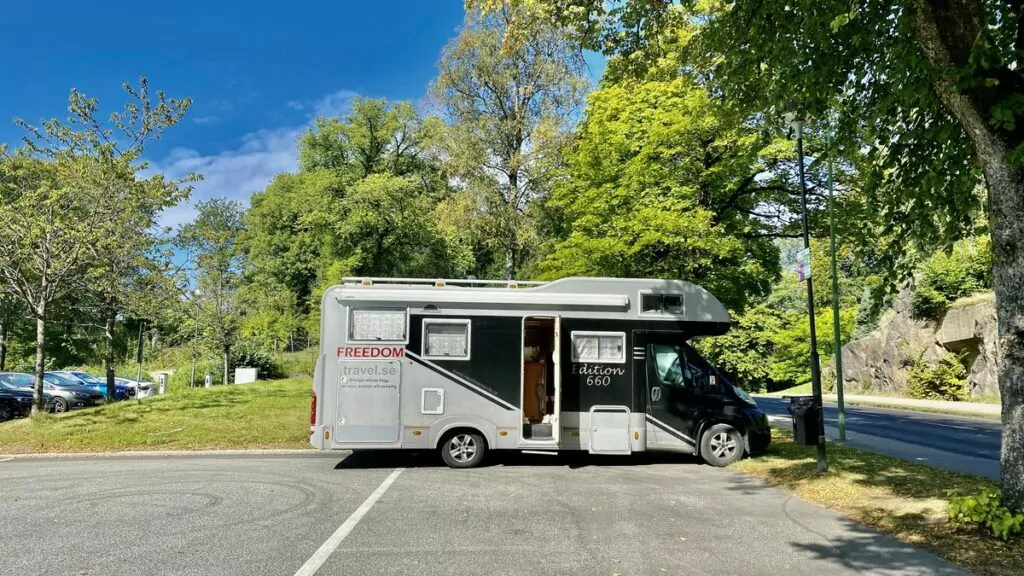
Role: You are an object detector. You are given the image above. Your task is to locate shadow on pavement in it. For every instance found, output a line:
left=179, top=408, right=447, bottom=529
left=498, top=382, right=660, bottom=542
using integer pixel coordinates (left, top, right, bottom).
left=334, top=449, right=702, bottom=470
left=788, top=517, right=969, bottom=576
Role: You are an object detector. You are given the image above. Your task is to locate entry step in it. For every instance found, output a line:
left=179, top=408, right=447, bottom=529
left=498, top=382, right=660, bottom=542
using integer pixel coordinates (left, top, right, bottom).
left=524, top=423, right=553, bottom=439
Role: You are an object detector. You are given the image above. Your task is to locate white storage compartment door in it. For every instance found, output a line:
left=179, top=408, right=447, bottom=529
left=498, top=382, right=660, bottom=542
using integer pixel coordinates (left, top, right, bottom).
left=588, top=406, right=631, bottom=455
left=336, top=358, right=402, bottom=444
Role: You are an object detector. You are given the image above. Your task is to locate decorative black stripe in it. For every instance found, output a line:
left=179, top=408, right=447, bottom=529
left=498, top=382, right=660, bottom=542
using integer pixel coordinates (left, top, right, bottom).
left=646, top=416, right=695, bottom=445
left=406, top=352, right=518, bottom=411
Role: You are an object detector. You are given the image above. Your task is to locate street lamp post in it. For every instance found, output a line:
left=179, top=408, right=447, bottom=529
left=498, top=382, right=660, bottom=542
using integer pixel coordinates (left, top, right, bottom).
left=826, top=128, right=847, bottom=442
left=786, top=112, right=828, bottom=475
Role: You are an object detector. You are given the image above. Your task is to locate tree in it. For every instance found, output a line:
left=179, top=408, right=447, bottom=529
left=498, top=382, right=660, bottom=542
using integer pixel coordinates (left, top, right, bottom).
left=242, top=170, right=343, bottom=312
left=176, top=199, right=245, bottom=386
left=299, top=98, right=444, bottom=184
left=0, top=79, right=192, bottom=410
left=508, top=0, right=1024, bottom=509
left=539, top=77, right=801, bottom=310
left=431, top=3, right=588, bottom=279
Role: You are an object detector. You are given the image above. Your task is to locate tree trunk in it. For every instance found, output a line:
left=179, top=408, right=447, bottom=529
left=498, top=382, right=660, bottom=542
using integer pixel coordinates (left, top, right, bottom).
left=32, top=304, right=47, bottom=415
left=988, top=155, right=1024, bottom=512
left=0, top=320, right=8, bottom=372
left=223, top=346, right=230, bottom=386
left=104, top=311, right=116, bottom=402
left=912, top=0, right=1024, bottom=512
left=505, top=245, right=515, bottom=281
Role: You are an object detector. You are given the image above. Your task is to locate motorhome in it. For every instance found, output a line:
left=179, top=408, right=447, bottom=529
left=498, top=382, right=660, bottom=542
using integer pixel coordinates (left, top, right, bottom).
left=310, top=277, right=771, bottom=468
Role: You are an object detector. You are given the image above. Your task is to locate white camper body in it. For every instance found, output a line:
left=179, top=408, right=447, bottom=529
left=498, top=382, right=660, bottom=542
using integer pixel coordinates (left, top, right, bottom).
left=309, top=277, right=771, bottom=467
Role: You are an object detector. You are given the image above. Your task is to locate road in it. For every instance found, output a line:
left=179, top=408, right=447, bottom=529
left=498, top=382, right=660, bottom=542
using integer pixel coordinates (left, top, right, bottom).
left=0, top=452, right=966, bottom=576
left=757, top=397, right=1002, bottom=479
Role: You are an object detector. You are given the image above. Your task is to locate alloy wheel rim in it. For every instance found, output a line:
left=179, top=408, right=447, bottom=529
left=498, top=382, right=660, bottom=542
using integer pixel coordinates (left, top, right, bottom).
left=448, top=434, right=477, bottom=463
left=710, top=432, right=737, bottom=459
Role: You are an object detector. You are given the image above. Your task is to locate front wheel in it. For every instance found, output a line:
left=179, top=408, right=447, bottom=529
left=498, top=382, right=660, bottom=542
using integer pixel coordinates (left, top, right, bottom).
left=0, top=402, right=13, bottom=422
left=53, top=397, right=69, bottom=414
left=440, top=431, right=486, bottom=468
left=700, top=424, right=745, bottom=467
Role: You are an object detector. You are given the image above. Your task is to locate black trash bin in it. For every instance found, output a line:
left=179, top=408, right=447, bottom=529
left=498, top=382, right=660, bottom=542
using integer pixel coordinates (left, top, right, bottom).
left=786, top=395, right=821, bottom=446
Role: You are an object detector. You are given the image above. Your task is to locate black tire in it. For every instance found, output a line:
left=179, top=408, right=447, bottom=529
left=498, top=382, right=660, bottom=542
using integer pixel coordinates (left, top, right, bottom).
left=53, top=397, right=69, bottom=414
left=700, top=424, right=745, bottom=467
left=0, top=402, right=13, bottom=422
left=439, top=430, right=487, bottom=468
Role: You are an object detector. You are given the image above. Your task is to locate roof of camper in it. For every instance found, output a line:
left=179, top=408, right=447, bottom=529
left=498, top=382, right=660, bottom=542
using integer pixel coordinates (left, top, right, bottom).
left=327, top=277, right=731, bottom=325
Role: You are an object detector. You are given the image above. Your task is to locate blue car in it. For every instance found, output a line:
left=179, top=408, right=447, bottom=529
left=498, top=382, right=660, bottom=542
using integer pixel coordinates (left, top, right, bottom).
left=52, top=371, right=132, bottom=400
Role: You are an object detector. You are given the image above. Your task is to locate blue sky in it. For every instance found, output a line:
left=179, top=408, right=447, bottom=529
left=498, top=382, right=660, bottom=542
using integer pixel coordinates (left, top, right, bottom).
left=1, top=1, right=604, bottom=227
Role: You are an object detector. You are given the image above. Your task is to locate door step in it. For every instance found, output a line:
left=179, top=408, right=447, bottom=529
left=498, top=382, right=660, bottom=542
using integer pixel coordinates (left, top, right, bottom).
left=523, top=423, right=553, bottom=439
left=522, top=449, right=559, bottom=456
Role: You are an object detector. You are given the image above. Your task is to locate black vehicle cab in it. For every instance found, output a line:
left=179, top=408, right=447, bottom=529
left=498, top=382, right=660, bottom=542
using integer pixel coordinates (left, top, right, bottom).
left=638, top=333, right=771, bottom=465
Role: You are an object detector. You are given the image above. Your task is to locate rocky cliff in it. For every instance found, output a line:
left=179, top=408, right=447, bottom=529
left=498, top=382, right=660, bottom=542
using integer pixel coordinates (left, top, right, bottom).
left=827, top=291, right=1000, bottom=398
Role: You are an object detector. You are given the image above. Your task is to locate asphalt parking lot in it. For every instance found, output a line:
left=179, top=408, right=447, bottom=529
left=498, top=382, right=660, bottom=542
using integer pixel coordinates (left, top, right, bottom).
left=0, top=452, right=967, bottom=576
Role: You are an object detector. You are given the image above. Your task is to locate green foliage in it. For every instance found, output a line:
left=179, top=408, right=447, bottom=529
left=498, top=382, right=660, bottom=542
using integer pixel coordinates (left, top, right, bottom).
left=539, top=77, right=798, bottom=309
left=948, top=491, right=1024, bottom=541
left=906, top=353, right=969, bottom=402
left=694, top=304, right=782, bottom=392
left=911, top=236, right=992, bottom=320
left=230, top=348, right=284, bottom=381
left=910, top=285, right=949, bottom=321
left=432, top=2, right=587, bottom=278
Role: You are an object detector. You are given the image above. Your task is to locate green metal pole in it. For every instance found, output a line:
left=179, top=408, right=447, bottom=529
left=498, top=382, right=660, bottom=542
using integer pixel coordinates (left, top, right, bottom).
left=827, top=128, right=847, bottom=441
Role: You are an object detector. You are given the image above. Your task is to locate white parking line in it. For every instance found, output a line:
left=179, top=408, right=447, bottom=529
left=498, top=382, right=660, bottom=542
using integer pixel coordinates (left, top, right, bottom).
left=293, top=468, right=404, bottom=576
left=0, top=457, right=13, bottom=463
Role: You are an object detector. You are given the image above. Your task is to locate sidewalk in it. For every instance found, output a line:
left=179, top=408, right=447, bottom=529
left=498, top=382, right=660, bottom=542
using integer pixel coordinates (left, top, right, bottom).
left=758, top=391, right=1001, bottom=417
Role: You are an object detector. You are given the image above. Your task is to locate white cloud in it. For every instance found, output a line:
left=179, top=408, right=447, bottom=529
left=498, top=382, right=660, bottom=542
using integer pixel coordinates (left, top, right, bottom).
left=286, top=100, right=305, bottom=111
left=192, top=115, right=220, bottom=125
left=313, top=89, right=359, bottom=118
left=152, top=89, right=359, bottom=230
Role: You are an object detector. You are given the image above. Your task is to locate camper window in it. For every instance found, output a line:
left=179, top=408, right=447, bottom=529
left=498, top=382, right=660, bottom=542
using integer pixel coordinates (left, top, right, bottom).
left=663, top=294, right=683, bottom=313
left=571, top=331, right=626, bottom=364
left=641, top=293, right=662, bottom=313
left=422, top=319, right=471, bottom=360
left=349, top=309, right=407, bottom=342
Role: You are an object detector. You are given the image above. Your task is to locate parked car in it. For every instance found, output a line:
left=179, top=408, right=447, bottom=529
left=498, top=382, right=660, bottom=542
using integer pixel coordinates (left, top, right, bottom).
left=52, top=371, right=131, bottom=400
left=0, top=372, right=105, bottom=413
left=114, top=377, right=156, bottom=398
left=0, top=380, right=42, bottom=421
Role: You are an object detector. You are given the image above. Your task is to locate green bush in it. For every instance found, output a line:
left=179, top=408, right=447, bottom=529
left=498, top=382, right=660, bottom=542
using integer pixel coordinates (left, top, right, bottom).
left=906, top=353, right=968, bottom=401
left=911, top=236, right=992, bottom=320
left=948, top=491, right=1024, bottom=541
left=910, top=285, right=949, bottom=320
left=232, top=348, right=284, bottom=380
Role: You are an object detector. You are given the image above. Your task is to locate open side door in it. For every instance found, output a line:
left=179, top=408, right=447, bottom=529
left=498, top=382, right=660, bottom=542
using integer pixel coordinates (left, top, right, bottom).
left=519, top=315, right=560, bottom=446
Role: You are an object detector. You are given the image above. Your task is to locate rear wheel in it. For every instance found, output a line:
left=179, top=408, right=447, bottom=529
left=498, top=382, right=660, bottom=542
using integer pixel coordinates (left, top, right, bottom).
left=0, top=402, right=13, bottom=422
left=700, top=424, right=744, bottom=467
left=53, top=397, right=69, bottom=414
left=440, top=431, right=486, bottom=468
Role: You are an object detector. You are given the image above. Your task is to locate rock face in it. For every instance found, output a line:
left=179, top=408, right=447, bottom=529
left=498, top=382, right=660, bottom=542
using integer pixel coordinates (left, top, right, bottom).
left=826, top=291, right=1000, bottom=398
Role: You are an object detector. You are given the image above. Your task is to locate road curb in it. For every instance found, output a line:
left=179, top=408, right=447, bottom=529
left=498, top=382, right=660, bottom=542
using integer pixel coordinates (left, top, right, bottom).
left=0, top=448, right=347, bottom=461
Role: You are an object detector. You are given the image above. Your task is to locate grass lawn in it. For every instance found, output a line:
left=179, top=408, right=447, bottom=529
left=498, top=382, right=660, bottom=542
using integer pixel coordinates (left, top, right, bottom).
left=769, top=382, right=813, bottom=396
left=0, top=378, right=312, bottom=453
left=735, top=429, right=1023, bottom=576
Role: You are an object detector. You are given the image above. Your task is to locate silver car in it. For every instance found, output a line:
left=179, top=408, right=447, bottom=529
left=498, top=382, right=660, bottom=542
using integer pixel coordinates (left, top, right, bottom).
left=0, top=372, right=105, bottom=413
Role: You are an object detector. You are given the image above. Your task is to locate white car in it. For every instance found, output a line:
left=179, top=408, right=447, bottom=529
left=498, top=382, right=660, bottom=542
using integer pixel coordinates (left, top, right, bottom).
left=114, top=377, right=156, bottom=398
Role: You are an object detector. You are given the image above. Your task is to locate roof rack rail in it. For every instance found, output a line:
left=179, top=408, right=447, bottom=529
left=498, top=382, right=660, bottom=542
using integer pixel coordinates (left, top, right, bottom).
left=341, top=277, right=548, bottom=288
